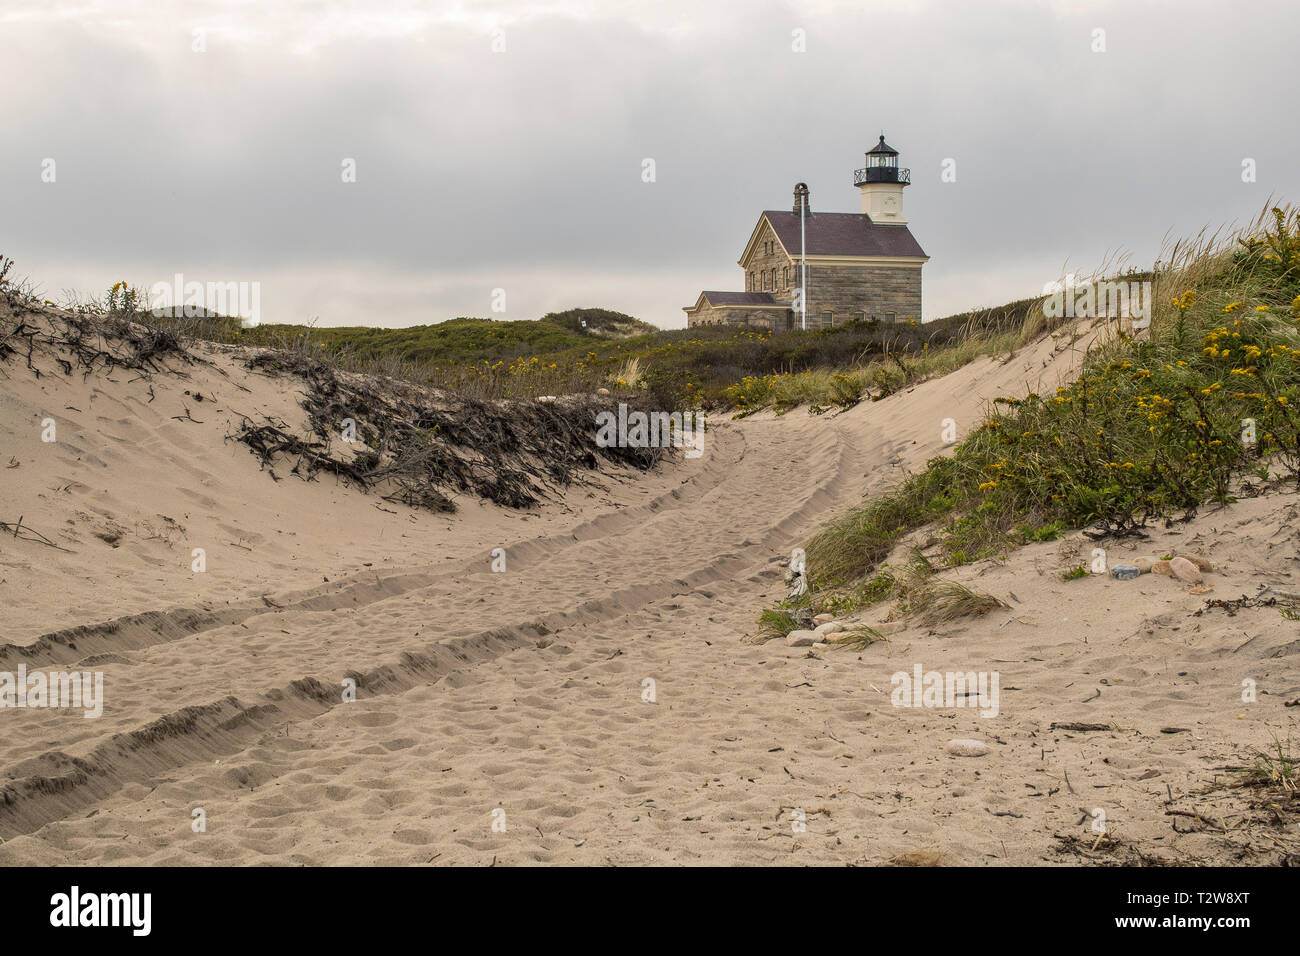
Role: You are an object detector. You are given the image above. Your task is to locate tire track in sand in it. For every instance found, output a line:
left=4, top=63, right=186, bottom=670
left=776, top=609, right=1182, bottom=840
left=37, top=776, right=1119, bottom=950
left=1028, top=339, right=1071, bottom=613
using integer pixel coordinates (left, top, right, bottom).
left=0, top=413, right=876, bottom=845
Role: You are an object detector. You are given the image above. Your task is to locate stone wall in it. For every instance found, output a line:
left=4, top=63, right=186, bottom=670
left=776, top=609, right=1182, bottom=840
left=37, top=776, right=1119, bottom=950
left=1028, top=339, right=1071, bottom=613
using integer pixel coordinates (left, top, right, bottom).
left=802, top=262, right=922, bottom=325
left=685, top=301, right=721, bottom=326
left=743, top=220, right=800, bottom=301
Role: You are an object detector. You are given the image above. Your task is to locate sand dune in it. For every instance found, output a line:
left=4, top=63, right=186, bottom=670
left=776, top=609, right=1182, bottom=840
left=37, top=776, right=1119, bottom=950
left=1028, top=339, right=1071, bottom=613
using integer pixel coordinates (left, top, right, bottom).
left=1, top=307, right=1296, bottom=865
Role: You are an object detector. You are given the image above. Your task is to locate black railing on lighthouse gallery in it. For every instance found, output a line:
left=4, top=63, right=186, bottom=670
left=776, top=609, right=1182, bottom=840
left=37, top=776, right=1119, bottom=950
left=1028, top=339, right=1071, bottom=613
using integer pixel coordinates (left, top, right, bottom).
left=853, top=166, right=911, bottom=185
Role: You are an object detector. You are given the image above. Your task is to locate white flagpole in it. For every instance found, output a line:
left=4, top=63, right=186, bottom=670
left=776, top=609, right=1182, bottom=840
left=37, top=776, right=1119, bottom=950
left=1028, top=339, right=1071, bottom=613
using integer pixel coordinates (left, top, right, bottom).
left=800, top=195, right=807, bottom=331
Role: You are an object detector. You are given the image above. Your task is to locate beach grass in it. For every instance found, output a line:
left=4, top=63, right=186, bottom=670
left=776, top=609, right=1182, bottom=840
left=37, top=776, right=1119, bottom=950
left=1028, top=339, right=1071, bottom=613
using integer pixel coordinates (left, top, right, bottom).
left=801, top=205, right=1300, bottom=605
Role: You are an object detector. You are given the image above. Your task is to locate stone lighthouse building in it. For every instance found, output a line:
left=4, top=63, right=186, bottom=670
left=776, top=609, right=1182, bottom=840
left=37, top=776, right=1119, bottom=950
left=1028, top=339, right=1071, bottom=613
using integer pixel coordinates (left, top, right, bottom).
left=684, top=135, right=928, bottom=331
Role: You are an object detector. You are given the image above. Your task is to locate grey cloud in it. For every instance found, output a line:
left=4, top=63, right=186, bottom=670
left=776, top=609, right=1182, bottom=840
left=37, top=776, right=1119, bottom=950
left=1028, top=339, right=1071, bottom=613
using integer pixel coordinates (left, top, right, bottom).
left=2, top=0, right=1296, bottom=328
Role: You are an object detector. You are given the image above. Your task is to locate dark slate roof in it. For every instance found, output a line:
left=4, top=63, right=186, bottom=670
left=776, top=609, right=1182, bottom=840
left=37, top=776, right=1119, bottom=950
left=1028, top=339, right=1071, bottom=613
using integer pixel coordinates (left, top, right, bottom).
left=867, top=134, right=898, bottom=155
left=698, top=291, right=783, bottom=306
left=761, top=211, right=927, bottom=259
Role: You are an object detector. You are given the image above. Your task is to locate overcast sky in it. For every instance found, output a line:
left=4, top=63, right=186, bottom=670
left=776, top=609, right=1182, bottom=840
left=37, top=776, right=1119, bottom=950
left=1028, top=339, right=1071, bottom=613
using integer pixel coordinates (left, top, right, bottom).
left=3, top=0, right=1297, bottom=328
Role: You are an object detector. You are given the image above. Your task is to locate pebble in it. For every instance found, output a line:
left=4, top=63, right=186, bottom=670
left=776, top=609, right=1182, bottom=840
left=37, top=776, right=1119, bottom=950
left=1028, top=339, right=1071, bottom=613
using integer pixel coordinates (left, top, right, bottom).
left=785, top=629, right=818, bottom=647
left=1169, top=556, right=1203, bottom=584
left=1151, top=560, right=1173, bottom=576
left=1131, top=557, right=1159, bottom=573
left=814, top=621, right=845, bottom=635
left=945, top=738, right=989, bottom=757
left=1110, top=565, right=1140, bottom=580
left=812, top=613, right=834, bottom=626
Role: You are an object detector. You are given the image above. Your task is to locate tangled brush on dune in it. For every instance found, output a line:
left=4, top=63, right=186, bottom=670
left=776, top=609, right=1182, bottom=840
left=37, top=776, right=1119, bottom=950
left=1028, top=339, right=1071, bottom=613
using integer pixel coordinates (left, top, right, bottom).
left=236, top=350, right=666, bottom=512
left=0, top=305, right=193, bottom=380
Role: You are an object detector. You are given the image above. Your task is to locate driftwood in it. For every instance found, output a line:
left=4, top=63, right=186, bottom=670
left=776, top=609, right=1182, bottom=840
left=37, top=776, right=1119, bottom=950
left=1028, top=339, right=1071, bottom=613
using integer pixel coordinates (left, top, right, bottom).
left=1, top=516, right=73, bottom=552
left=1050, top=721, right=1115, bottom=732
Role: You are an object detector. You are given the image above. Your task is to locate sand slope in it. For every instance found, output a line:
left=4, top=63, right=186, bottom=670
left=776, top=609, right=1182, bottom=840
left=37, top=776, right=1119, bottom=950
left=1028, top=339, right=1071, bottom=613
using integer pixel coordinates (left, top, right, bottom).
left=1, top=310, right=1296, bottom=865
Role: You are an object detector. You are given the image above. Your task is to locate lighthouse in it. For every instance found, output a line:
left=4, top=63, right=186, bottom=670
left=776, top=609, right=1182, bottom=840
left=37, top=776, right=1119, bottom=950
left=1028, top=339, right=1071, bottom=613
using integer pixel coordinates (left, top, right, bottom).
left=683, top=131, right=928, bottom=331
left=854, top=134, right=910, bottom=225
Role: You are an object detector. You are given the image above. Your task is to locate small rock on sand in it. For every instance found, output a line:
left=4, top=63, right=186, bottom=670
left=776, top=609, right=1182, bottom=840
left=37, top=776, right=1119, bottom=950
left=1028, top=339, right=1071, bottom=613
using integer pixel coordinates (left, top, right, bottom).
left=1110, top=565, right=1140, bottom=580
left=1169, top=556, right=1203, bottom=584
left=1177, top=554, right=1214, bottom=572
left=812, top=613, right=834, bottom=626
left=945, top=738, right=989, bottom=757
left=814, top=620, right=845, bottom=635
left=785, top=629, right=818, bottom=647
left=1132, top=557, right=1159, bottom=573
left=1151, top=560, right=1173, bottom=576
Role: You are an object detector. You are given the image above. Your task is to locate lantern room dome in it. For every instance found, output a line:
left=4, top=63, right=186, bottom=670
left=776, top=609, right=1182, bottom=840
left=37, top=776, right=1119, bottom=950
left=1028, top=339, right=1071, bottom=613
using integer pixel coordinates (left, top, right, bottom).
left=866, top=134, right=898, bottom=156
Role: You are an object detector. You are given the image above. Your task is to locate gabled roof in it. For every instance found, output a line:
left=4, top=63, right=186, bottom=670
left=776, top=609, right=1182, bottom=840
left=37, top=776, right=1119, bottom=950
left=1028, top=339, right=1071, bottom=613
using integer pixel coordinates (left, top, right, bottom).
left=698, top=291, right=780, bottom=306
left=756, top=211, right=927, bottom=260
left=684, top=290, right=791, bottom=312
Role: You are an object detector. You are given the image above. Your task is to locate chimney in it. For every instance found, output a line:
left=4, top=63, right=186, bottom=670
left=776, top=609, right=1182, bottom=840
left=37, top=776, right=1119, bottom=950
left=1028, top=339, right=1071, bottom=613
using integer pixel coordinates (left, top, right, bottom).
left=792, top=182, right=810, bottom=215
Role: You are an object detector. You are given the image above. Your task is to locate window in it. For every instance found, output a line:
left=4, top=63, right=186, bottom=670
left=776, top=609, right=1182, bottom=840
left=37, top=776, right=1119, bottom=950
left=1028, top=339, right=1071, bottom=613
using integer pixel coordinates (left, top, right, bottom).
left=885, top=312, right=897, bottom=324
left=822, top=311, right=833, bottom=328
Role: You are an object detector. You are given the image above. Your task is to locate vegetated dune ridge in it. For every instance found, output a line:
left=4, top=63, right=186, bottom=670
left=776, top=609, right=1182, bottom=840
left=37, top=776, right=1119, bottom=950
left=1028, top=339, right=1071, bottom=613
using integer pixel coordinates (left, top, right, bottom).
left=0, top=303, right=1294, bottom=865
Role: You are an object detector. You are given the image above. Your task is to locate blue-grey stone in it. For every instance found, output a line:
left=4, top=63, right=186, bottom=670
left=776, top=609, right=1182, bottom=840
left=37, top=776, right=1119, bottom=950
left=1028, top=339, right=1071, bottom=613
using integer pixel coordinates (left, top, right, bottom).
left=1110, top=565, right=1140, bottom=580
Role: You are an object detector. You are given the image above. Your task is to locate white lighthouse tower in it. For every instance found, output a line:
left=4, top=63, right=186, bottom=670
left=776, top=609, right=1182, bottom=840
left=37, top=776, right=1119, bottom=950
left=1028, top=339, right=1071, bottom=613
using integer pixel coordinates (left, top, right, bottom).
left=854, top=134, right=910, bottom=225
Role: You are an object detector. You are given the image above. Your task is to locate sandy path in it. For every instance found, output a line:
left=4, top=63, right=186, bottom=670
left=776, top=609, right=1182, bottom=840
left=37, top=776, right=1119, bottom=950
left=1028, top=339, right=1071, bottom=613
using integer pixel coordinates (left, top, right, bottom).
left=0, top=359, right=887, bottom=862
left=2, top=319, right=1296, bottom=865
